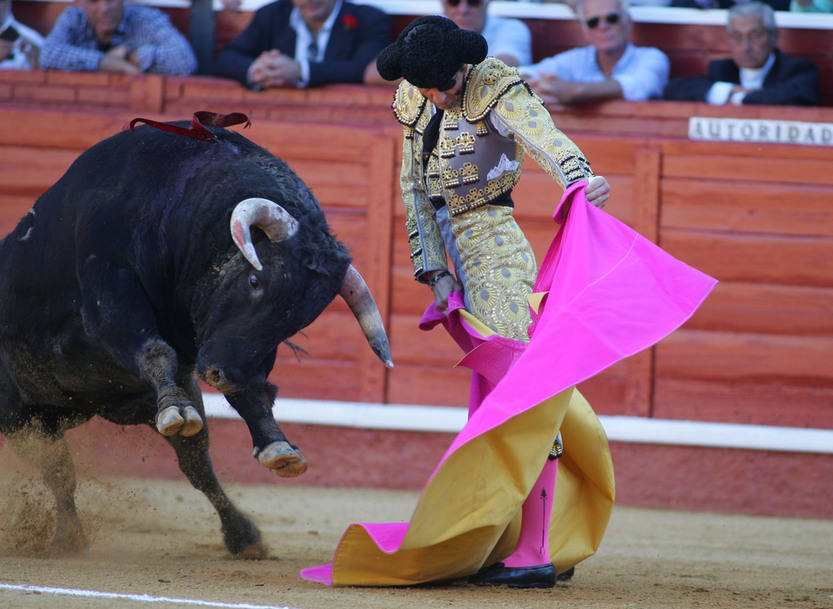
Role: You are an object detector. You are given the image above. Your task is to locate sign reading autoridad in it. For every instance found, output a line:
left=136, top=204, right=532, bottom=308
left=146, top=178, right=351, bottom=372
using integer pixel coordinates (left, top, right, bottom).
left=689, top=116, right=833, bottom=147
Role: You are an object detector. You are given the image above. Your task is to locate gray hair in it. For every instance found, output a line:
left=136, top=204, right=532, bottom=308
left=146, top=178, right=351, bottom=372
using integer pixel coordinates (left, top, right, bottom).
left=575, top=0, right=631, bottom=25
left=727, top=1, right=777, bottom=37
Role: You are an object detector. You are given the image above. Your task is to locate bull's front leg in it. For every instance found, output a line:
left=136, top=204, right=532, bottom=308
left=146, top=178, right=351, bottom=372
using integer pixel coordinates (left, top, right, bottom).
left=225, top=384, right=307, bottom=477
left=139, top=340, right=204, bottom=437
left=78, top=256, right=202, bottom=437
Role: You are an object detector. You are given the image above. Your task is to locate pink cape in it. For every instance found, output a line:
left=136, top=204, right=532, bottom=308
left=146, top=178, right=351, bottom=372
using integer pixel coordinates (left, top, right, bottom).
left=300, top=183, right=717, bottom=586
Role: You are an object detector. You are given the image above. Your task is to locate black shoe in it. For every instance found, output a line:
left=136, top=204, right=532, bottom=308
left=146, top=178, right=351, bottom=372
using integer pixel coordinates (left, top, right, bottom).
left=557, top=566, right=575, bottom=581
left=468, top=562, right=556, bottom=589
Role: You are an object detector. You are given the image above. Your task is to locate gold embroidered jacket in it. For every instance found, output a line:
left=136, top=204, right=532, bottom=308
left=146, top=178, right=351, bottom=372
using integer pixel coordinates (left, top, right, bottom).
left=393, top=57, right=594, bottom=281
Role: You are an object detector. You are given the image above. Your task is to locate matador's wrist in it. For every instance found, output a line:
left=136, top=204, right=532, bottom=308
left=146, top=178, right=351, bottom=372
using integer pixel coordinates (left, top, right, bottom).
left=427, top=270, right=452, bottom=288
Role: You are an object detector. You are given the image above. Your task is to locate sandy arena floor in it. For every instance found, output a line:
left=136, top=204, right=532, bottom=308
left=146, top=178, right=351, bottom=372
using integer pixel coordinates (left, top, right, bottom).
left=0, top=472, right=831, bottom=609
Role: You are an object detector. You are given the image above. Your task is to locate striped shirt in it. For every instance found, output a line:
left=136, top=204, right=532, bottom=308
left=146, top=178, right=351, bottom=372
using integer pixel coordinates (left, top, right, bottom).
left=40, top=4, right=197, bottom=75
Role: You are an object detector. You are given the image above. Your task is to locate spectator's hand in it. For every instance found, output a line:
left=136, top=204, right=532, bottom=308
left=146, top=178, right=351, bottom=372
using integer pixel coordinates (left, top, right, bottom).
left=0, top=40, right=13, bottom=62
left=429, top=272, right=462, bottom=314
left=585, top=175, right=610, bottom=209
left=21, top=40, right=39, bottom=67
left=99, top=45, right=141, bottom=74
left=249, top=50, right=302, bottom=88
left=528, top=73, right=580, bottom=106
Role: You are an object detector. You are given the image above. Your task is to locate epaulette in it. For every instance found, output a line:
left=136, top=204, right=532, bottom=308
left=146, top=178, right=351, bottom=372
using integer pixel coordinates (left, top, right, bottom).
left=462, top=57, right=527, bottom=123
left=392, top=81, right=428, bottom=127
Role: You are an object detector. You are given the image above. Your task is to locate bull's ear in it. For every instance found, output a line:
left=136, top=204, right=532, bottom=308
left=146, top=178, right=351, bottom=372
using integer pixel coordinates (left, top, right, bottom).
left=230, top=198, right=298, bottom=270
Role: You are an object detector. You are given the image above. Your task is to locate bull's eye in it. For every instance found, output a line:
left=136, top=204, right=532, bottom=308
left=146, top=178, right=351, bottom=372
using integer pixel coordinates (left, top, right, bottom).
left=248, top=273, right=261, bottom=290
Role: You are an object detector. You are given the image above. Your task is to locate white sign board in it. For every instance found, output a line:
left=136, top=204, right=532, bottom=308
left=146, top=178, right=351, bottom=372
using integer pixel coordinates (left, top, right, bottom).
left=689, top=116, right=833, bottom=147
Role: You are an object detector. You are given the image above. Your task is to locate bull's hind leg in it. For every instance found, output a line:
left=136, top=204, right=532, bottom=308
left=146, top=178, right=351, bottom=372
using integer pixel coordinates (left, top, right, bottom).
left=163, top=373, right=266, bottom=558
left=164, top=429, right=266, bottom=558
left=7, top=428, right=88, bottom=555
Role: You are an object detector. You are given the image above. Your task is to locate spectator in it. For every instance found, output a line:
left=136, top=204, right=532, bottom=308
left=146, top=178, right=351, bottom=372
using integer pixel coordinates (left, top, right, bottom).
left=664, top=2, right=819, bottom=105
left=671, top=0, right=789, bottom=10
left=214, top=0, right=390, bottom=89
left=0, top=0, right=44, bottom=69
left=442, top=0, right=532, bottom=67
left=519, top=0, right=669, bottom=105
left=790, top=0, right=833, bottom=13
left=39, top=0, right=197, bottom=75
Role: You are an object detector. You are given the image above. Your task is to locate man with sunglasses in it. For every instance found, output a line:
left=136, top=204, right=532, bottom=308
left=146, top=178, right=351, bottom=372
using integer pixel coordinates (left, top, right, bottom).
left=442, top=0, right=532, bottom=66
left=519, top=0, right=669, bottom=106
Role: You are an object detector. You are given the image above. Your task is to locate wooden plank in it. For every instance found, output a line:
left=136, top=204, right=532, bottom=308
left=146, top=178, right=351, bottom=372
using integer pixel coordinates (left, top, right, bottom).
left=661, top=177, right=833, bottom=237
left=663, top=153, right=833, bottom=185
left=359, top=134, right=396, bottom=402
left=654, top=378, right=833, bottom=429
left=389, top=313, right=466, bottom=367
left=580, top=350, right=654, bottom=417
left=685, top=282, right=833, bottom=336
left=268, top=361, right=364, bottom=401
left=0, top=109, right=132, bottom=149
left=655, top=330, right=833, bottom=387
left=660, top=228, right=833, bottom=287
left=269, top=309, right=368, bottom=364
left=0, top=145, right=79, bottom=196
left=514, top=167, right=637, bottom=227
left=633, top=147, right=661, bottom=243
left=387, top=365, right=471, bottom=407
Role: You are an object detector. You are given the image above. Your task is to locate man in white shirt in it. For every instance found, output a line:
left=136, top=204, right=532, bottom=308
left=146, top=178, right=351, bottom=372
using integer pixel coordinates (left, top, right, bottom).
left=663, top=2, right=818, bottom=106
left=519, top=0, right=669, bottom=105
left=442, top=0, right=531, bottom=66
left=0, top=0, right=44, bottom=70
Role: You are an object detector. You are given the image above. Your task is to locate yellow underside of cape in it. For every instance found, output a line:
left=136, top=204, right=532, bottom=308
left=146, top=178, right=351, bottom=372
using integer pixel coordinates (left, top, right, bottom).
left=331, top=309, right=615, bottom=586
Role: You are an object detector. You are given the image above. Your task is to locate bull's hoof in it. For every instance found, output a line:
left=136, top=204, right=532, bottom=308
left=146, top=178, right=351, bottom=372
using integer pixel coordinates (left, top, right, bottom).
left=156, top=405, right=204, bottom=437
left=48, top=517, right=88, bottom=557
left=233, top=542, right=269, bottom=560
left=256, top=441, right=308, bottom=477
left=222, top=514, right=266, bottom=559
left=180, top=406, right=204, bottom=437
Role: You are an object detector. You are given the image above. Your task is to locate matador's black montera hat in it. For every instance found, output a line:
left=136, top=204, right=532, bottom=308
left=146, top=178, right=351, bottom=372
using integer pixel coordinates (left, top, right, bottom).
left=376, top=15, right=488, bottom=91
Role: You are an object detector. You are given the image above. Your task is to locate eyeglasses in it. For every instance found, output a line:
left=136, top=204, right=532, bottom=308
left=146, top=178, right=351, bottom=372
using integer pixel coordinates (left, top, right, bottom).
left=446, top=0, right=483, bottom=7
left=585, top=12, right=621, bottom=29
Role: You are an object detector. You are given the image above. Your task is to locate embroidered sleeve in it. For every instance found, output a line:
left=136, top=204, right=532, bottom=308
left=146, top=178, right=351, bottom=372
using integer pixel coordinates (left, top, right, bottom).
left=400, top=126, right=449, bottom=282
left=489, top=83, right=593, bottom=189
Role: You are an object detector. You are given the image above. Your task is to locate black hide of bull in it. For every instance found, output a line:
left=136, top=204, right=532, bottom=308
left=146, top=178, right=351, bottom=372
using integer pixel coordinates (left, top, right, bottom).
left=0, top=121, right=390, bottom=557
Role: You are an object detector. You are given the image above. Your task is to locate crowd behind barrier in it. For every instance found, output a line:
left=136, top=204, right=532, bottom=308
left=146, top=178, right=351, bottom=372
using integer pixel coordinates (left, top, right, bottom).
left=5, top=0, right=831, bottom=103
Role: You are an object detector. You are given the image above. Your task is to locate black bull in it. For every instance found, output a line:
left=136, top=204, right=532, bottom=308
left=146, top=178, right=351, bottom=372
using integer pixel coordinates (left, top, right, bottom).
left=0, top=116, right=393, bottom=557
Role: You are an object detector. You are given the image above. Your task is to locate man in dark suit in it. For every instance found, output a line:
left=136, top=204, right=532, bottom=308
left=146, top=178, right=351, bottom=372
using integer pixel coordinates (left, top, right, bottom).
left=664, top=1, right=819, bottom=106
left=214, top=0, right=390, bottom=89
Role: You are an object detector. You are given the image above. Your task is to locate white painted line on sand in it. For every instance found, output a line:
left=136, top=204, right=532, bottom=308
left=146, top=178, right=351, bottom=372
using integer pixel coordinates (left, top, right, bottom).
left=0, top=582, right=301, bottom=609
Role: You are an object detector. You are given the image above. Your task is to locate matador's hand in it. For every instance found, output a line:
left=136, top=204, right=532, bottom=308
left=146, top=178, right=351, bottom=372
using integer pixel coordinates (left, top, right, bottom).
left=429, top=271, right=462, bottom=314
left=585, top=175, right=610, bottom=209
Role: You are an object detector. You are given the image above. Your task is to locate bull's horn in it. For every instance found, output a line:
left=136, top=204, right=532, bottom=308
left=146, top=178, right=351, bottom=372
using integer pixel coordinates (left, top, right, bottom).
left=340, top=265, right=394, bottom=368
left=230, top=198, right=298, bottom=271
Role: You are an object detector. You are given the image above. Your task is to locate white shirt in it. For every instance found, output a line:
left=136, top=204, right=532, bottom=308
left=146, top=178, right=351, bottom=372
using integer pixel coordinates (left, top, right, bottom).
left=519, top=43, right=670, bottom=101
left=481, top=14, right=532, bottom=67
left=289, top=0, right=342, bottom=87
left=706, top=52, right=776, bottom=106
left=0, top=14, right=44, bottom=70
